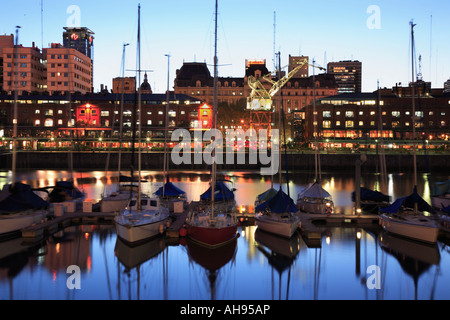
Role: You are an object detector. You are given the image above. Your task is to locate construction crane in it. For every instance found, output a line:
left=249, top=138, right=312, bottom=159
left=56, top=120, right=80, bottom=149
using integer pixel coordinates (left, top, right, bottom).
left=246, top=60, right=326, bottom=111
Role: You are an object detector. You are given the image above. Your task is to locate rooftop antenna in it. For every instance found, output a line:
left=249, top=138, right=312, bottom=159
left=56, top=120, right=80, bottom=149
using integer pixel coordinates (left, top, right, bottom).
left=429, top=15, right=432, bottom=84
left=273, top=11, right=277, bottom=72
left=41, top=0, right=44, bottom=49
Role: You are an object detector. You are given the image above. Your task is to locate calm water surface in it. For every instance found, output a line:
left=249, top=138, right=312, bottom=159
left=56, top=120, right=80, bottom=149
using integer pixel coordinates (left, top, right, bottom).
left=0, top=169, right=449, bottom=300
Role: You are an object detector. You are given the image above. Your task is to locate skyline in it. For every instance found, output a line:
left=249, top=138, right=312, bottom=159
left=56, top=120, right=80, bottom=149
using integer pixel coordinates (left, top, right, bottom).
left=1, top=0, right=449, bottom=94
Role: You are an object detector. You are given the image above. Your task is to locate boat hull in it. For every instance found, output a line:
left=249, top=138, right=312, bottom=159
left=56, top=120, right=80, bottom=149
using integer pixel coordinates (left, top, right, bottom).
left=114, top=212, right=169, bottom=246
left=379, top=214, right=439, bottom=244
left=297, top=200, right=334, bottom=215
left=255, top=214, right=300, bottom=238
left=187, top=223, right=238, bottom=248
left=0, top=210, right=46, bottom=238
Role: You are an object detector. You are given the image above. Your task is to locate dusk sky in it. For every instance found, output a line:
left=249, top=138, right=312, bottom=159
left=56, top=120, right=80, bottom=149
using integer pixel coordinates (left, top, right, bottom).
left=1, top=0, right=449, bottom=93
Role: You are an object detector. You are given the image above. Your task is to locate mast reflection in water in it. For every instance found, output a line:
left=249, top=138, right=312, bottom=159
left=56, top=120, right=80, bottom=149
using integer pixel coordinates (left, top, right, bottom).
left=0, top=170, right=450, bottom=300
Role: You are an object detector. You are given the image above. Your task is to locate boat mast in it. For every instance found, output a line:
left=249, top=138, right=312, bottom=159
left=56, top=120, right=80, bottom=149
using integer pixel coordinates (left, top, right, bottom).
left=410, top=20, right=418, bottom=214
left=137, top=3, right=142, bottom=211
left=211, top=0, right=218, bottom=218
left=11, top=26, right=20, bottom=188
left=163, top=53, right=171, bottom=196
left=117, top=43, right=129, bottom=191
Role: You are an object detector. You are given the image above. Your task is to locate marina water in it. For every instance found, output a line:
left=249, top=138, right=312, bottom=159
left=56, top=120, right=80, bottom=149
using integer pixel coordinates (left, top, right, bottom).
left=0, top=169, right=449, bottom=300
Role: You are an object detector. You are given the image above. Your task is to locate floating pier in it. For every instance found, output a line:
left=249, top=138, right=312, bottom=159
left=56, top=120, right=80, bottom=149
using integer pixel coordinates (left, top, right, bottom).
left=21, top=211, right=115, bottom=243
left=297, top=213, right=380, bottom=242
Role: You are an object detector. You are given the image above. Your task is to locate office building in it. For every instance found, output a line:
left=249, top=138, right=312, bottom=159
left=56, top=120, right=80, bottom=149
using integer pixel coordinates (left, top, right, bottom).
left=327, top=60, right=362, bottom=93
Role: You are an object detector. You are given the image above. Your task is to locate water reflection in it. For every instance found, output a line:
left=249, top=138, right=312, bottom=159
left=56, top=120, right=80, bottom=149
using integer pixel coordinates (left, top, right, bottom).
left=186, top=238, right=237, bottom=300
left=254, top=229, right=300, bottom=300
left=1, top=170, right=450, bottom=300
left=379, top=231, right=440, bottom=300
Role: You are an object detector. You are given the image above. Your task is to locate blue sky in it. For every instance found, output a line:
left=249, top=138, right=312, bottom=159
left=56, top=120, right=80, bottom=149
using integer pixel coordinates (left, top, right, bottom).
left=1, top=0, right=449, bottom=93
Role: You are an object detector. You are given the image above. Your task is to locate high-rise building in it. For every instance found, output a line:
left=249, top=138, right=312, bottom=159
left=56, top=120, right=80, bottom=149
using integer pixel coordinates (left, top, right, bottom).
left=62, top=27, right=94, bottom=59
left=63, top=27, right=94, bottom=91
left=288, top=55, right=309, bottom=78
left=44, top=43, right=92, bottom=94
left=1, top=34, right=92, bottom=95
left=327, top=60, right=362, bottom=94
left=1, top=40, right=46, bottom=94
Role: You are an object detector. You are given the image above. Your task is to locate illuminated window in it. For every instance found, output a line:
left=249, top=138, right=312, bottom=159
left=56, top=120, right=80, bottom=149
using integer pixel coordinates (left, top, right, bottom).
left=345, top=111, right=354, bottom=118
left=44, top=119, right=53, bottom=127
left=392, top=111, right=400, bottom=117
left=345, top=120, right=354, bottom=128
left=370, top=111, right=376, bottom=116
left=359, top=121, right=364, bottom=126
left=370, top=121, right=375, bottom=126
left=323, top=121, right=331, bottom=128
left=415, top=111, right=423, bottom=118
left=336, top=121, right=341, bottom=126
left=101, top=111, right=109, bottom=116
left=35, top=110, right=40, bottom=114
left=34, top=119, right=40, bottom=126
left=359, top=111, right=364, bottom=116
left=147, top=120, right=152, bottom=125
left=169, top=110, right=176, bottom=117
left=323, top=111, right=331, bottom=118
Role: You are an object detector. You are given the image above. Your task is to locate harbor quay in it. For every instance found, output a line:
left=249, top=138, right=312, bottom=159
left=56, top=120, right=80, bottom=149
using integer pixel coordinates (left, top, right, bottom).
left=1, top=150, right=448, bottom=172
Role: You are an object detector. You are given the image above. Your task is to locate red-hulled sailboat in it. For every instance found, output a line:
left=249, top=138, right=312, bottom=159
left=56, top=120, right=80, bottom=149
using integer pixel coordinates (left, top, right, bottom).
left=185, top=0, right=238, bottom=247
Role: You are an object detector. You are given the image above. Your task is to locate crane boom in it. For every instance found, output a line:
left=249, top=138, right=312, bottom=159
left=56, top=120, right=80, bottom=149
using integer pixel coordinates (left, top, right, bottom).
left=247, top=60, right=325, bottom=111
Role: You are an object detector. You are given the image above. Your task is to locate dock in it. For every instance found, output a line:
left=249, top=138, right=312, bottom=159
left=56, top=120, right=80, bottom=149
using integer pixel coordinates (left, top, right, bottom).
left=297, top=213, right=380, bottom=243
left=21, top=211, right=115, bottom=243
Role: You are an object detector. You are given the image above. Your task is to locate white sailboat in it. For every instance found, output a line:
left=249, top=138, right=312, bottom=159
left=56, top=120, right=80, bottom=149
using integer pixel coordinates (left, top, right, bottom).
left=379, top=21, right=439, bottom=244
left=254, top=52, right=300, bottom=238
left=297, top=59, right=334, bottom=214
left=114, top=4, right=170, bottom=245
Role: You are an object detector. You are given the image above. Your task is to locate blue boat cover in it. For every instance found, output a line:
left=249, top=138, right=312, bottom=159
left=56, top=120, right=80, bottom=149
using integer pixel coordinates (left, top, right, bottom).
left=154, top=182, right=186, bottom=197
left=351, top=187, right=390, bottom=202
left=443, top=206, right=450, bottom=214
left=255, top=188, right=297, bottom=214
left=0, top=183, right=48, bottom=213
left=49, top=181, right=84, bottom=202
left=256, top=188, right=278, bottom=203
left=200, top=181, right=235, bottom=202
left=379, top=187, right=434, bottom=214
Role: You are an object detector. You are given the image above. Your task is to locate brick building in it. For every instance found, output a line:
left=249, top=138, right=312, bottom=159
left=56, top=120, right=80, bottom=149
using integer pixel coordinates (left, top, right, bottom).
left=293, top=84, right=450, bottom=149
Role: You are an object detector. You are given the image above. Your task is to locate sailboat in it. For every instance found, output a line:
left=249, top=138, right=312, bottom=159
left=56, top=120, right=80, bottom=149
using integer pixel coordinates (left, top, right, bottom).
left=297, top=181, right=334, bottom=215
left=254, top=52, right=300, bottom=238
left=379, top=21, right=439, bottom=244
left=0, top=28, right=48, bottom=239
left=185, top=0, right=238, bottom=248
left=255, top=188, right=300, bottom=238
left=296, top=60, right=334, bottom=214
left=114, top=4, right=170, bottom=246
left=154, top=56, right=187, bottom=213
